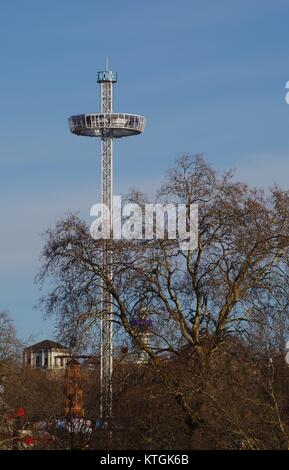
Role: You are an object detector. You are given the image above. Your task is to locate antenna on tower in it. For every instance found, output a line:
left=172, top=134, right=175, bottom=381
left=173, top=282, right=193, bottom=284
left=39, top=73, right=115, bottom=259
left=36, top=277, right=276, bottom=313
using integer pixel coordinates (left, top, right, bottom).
left=105, top=56, right=109, bottom=71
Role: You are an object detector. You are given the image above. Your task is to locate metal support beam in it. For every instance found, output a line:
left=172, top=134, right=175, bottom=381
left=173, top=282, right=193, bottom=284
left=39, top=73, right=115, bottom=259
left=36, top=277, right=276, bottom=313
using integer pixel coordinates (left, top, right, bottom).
left=100, top=80, right=113, bottom=423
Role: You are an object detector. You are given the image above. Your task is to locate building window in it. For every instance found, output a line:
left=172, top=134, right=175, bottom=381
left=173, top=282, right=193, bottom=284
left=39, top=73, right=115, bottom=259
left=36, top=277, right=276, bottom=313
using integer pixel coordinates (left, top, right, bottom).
left=44, top=350, right=48, bottom=367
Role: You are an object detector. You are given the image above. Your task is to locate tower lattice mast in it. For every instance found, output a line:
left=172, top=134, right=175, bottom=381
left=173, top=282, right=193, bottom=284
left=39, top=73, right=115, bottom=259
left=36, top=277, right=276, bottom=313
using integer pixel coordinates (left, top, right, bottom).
left=99, top=59, right=114, bottom=421
left=68, top=60, right=146, bottom=423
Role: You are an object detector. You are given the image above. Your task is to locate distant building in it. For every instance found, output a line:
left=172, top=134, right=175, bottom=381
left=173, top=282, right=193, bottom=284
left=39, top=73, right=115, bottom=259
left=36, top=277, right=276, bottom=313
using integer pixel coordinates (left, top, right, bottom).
left=23, top=340, right=71, bottom=370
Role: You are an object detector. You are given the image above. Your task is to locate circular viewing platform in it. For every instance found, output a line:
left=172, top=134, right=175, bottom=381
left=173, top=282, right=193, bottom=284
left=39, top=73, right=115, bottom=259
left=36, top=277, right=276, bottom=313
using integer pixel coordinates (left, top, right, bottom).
left=68, top=113, right=146, bottom=138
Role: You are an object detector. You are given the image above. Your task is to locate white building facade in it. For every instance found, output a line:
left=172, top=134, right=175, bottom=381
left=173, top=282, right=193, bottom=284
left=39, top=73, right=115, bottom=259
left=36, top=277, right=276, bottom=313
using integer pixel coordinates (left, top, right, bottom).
left=24, top=340, right=72, bottom=370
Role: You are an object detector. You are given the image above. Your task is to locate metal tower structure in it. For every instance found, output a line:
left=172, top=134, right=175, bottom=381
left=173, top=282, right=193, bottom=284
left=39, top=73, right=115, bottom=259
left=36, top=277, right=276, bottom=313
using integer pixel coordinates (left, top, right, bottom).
left=68, top=60, right=146, bottom=422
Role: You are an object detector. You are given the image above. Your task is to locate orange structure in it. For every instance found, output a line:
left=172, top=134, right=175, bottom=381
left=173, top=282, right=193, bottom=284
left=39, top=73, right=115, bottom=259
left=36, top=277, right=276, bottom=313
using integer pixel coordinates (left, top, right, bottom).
left=64, top=358, right=84, bottom=417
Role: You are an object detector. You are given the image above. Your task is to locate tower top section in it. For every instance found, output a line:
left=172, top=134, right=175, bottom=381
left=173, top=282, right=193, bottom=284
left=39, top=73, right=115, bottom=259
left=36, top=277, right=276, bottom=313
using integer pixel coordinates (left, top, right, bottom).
left=69, top=62, right=145, bottom=138
left=97, top=70, right=117, bottom=83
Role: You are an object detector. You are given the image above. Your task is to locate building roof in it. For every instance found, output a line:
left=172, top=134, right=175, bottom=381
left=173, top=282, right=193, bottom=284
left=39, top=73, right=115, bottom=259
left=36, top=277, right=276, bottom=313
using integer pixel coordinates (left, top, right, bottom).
left=25, top=339, right=70, bottom=351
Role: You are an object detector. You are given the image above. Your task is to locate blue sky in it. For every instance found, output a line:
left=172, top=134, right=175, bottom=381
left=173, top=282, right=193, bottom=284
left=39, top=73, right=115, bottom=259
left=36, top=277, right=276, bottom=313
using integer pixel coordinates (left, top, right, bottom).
left=0, top=0, right=289, bottom=342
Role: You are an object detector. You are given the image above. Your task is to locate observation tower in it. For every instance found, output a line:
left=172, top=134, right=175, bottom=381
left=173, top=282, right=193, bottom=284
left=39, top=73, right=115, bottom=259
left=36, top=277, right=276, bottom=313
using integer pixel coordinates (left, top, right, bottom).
left=68, top=59, right=146, bottom=423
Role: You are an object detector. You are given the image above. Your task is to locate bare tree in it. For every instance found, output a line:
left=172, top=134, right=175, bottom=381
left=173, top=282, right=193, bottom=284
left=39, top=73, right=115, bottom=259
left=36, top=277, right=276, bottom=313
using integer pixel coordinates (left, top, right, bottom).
left=37, top=155, right=289, bottom=440
left=0, top=311, right=21, bottom=363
